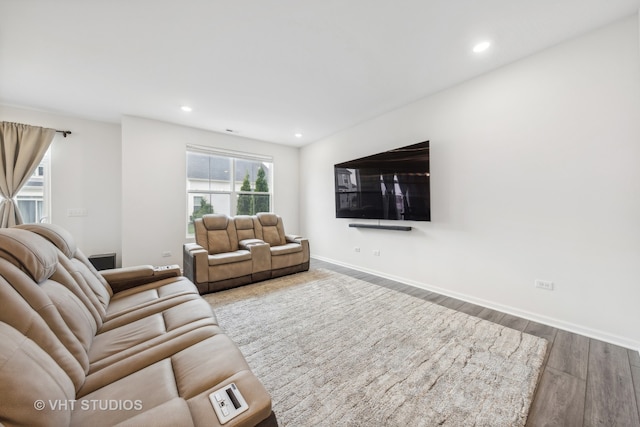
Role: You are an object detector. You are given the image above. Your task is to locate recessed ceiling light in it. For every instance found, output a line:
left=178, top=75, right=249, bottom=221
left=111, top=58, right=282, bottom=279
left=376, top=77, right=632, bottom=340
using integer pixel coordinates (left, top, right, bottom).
left=473, top=41, right=491, bottom=53
left=181, top=105, right=192, bottom=112
left=294, top=133, right=303, bottom=138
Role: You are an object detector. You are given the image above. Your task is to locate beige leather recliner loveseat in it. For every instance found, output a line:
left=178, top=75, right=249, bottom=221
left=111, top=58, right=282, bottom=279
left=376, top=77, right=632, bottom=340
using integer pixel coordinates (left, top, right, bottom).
left=183, top=213, right=309, bottom=294
left=0, top=223, right=276, bottom=427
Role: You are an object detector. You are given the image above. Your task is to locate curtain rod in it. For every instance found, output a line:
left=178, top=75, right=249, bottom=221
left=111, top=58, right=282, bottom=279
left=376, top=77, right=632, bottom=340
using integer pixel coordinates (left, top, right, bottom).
left=55, top=129, right=72, bottom=138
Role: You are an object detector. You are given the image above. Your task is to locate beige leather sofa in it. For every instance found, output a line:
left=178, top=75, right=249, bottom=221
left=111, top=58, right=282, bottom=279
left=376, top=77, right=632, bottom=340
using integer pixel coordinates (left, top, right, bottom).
left=0, top=224, right=276, bottom=427
left=184, top=213, right=309, bottom=294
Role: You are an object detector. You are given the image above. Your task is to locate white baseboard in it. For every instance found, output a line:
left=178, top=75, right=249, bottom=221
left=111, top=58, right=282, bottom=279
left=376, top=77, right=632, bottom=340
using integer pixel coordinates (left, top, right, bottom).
left=311, top=255, right=640, bottom=353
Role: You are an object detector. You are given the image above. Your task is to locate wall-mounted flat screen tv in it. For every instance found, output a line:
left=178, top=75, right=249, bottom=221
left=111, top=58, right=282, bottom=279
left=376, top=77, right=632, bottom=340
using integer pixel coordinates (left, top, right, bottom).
left=334, top=141, right=430, bottom=221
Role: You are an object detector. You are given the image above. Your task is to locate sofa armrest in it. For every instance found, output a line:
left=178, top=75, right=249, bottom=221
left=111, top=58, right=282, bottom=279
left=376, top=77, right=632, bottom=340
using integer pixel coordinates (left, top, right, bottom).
left=183, top=243, right=209, bottom=289
left=101, top=264, right=181, bottom=293
left=285, top=234, right=302, bottom=243
left=286, top=235, right=310, bottom=264
left=247, top=241, right=271, bottom=274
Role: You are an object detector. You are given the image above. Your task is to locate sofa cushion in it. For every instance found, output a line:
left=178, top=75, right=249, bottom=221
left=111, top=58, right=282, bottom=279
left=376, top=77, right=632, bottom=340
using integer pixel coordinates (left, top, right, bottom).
left=255, top=213, right=287, bottom=246
left=16, top=223, right=77, bottom=259
left=234, top=215, right=257, bottom=241
left=208, top=250, right=252, bottom=266
left=89, top=298, right=216, bottom=368
left=0, top=257, right=93, bottom=376
left=73, top=358, right=182, bottom=426
left=104, top=277, right=198, bottom=323
left=270, top=242, right=303, bottom=256
left=207, top=229, right=234, bottom=254
left=0, top=228, right=57, bottom=283
left=262, top=227, right=283, bottom=247
left=12, top=225, right=112, bottom=328
left=202, top=214, right=229, bottom=230
left=13, top=224, right=113, bottom=320
left=0, top=322, right=76, bottom=427
left=0, top=275, right=86, bottom=391
left=107, top=398, right=194, bottom=427
left=44, top=279, right=99, bottom=355
left=234, top=215, right=255, bottom=229
left=256, top=213, right=279, bottom=226
left=195, top=214, right=239, bottom=255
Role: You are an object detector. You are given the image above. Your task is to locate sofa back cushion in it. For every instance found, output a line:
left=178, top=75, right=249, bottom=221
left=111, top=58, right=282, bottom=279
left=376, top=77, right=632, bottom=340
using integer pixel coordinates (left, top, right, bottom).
left=0, top=230, right=100, bottom=343
left=0, top=228, right=57, bottom=283
left=254, top=213, right=286, bottom=247
left=15, top=223, right=77, bottom=259
left=0, top=230, right=93, bottom=374
left=0, top=322, right=75, bottom=426
left=0, top=274, right=86, bottom=391
left=195, top=214, right=239, bottom=255
left=16, top=223, right=114, bottom=316
left=234, top=215, right=257, bottom=241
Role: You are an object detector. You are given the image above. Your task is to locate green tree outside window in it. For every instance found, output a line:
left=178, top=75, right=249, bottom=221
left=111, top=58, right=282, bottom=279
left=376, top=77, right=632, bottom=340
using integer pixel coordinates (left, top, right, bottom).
left=237, top=171, right=254, bottom=215
left=189, top=198, right=214, bottom=233
left=254, top=166, right=270, bottom=213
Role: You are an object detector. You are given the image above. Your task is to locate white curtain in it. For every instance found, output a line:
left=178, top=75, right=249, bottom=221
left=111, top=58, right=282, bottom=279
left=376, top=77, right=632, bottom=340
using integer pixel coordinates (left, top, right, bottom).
left=0, top=122, right=56, bottom=227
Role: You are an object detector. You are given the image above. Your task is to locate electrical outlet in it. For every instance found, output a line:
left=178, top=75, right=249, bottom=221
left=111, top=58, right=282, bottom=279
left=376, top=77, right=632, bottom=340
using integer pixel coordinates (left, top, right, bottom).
left=67, top=208, right=88, bottom=217
left=535, top=280, right=554, bottom=291
left=162, top=251, right=172, bottom=258
left=373, top=249, right=380, bottom=256
left=354, top=247, right=361, bottom=253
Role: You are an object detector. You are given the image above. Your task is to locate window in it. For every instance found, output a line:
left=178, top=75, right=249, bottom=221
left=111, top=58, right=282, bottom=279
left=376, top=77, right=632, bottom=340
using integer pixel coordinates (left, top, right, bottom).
left=186, top=146, right=273, bottom=235
left=15, top=148, right=51, bottom=224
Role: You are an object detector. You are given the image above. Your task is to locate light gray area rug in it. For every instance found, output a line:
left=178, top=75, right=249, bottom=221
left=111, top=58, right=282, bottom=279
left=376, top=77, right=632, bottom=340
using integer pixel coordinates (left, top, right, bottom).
left=205, top=269, right=547, bottom=427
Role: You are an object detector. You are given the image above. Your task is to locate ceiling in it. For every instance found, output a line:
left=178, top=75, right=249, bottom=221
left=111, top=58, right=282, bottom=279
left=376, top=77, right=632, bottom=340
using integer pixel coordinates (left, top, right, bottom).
left=1, top=1, right=638, bottom=147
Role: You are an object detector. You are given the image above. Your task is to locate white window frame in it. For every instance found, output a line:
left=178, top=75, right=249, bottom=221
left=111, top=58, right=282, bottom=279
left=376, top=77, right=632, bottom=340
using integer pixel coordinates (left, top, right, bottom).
left=15, top=147, right=51, bottom=224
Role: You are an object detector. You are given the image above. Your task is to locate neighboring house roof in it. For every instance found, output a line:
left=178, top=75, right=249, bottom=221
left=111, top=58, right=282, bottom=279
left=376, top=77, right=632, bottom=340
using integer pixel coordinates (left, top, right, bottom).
left=187, top=152, right=270, bottom=182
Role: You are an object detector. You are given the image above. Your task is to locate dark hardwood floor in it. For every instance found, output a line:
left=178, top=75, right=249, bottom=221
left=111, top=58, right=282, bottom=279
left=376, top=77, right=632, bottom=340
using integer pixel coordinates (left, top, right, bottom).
left=310, top=259, right=640, bottom=427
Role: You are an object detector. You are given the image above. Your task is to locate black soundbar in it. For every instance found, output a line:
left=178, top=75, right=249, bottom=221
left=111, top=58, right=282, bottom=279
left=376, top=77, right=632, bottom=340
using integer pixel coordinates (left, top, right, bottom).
left=348, top=223, right=412, bottom=231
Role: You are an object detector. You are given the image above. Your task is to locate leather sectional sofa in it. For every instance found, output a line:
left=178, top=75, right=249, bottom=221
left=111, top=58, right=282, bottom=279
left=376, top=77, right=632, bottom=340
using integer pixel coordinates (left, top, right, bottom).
left=183, top=213, right=309, bottom=294
left=0, top=224, right=276, bottom=427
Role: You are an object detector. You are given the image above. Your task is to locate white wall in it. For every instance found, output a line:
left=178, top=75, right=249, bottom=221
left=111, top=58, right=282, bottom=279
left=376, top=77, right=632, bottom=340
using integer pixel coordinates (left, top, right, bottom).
left=0, top=105, right=122, bottom=261
left=300, top=16, right=640, bottom=349
left=121, top=116, right=300, bottom=267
